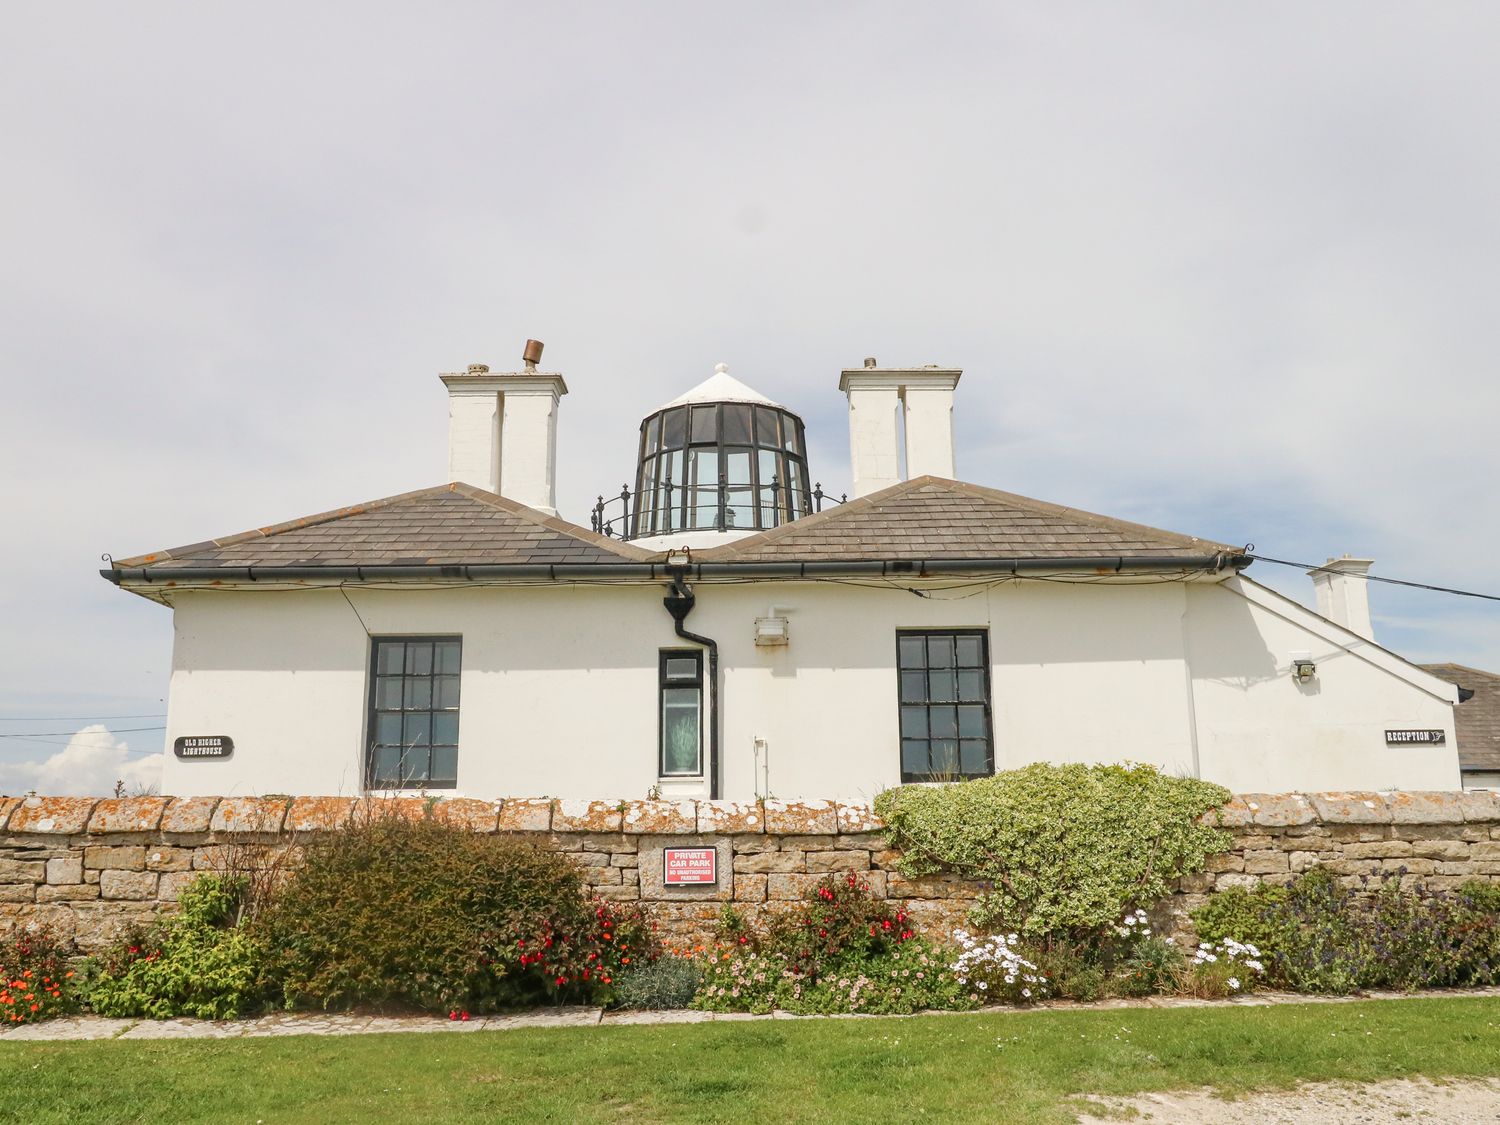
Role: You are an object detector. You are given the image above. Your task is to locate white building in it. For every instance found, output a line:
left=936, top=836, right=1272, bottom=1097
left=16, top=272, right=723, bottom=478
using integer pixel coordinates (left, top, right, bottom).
left=104, top=346, right=1462, bottom=801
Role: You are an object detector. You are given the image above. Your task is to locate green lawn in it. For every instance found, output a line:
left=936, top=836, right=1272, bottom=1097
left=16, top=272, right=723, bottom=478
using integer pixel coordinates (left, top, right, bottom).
left=4, top=998, right=1498, bottom=1124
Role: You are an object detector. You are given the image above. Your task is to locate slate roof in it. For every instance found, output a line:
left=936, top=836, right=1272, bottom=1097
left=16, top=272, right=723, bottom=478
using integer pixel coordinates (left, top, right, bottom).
left=698, top=477, right=1241, bottom=564
left=110, top=483, right=654, bottom=570
left=1421, top=663, right=1500, bottom=773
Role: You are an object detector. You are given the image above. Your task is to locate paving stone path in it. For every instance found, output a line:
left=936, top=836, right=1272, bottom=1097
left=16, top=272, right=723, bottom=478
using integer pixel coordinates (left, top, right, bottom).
left=2, top=985, right=1497, bottom=1042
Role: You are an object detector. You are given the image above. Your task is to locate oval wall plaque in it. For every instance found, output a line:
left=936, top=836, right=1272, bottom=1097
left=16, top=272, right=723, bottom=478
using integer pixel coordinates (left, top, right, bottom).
left=173, top=735, right=234, bottom=760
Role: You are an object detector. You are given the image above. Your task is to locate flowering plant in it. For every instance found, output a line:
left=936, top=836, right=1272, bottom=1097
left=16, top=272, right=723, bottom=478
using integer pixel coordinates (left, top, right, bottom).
left=1181, top=937, right=1263, bottom=998
left=0, top=927, right=74, bottom=1024
left=950, top=929, right=1046, bottom=1004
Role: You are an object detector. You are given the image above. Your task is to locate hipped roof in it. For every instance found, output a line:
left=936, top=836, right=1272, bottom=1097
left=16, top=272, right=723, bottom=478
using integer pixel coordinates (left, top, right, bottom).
left=105, top=476, right=1244, bottom=582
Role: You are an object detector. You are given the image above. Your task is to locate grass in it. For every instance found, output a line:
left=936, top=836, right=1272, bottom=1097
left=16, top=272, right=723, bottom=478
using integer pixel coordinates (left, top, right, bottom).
left=3, top=997, right=1499, bottom=1124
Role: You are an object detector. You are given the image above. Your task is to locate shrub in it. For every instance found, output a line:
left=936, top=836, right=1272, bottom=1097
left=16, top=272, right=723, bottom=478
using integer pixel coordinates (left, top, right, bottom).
left=1191, top=867, right=1500, bottom=994
left=86, top=874, right=266, bottom=1020
left=612, top=957, right=701, bottom=1010
left=257, top=812, right=657, bottom=1013
left=691, top=874, right=973, bottom=1015
left=0, top=926, right=76, bottom=1024
left=873, top=763, right=1231, bottom=938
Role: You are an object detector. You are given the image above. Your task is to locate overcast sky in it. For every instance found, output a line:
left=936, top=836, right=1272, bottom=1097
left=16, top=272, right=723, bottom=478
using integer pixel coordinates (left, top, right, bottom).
left=2, top=3, right=1497, bottom=794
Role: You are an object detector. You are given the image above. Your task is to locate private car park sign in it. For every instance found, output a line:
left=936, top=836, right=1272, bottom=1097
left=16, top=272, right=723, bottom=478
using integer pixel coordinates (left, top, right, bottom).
left=663, top=847, right=717, bottom=886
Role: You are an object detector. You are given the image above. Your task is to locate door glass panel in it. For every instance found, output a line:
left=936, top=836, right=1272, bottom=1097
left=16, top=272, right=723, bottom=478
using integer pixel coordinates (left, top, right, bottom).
left=661, top=687, right=701, bottom=774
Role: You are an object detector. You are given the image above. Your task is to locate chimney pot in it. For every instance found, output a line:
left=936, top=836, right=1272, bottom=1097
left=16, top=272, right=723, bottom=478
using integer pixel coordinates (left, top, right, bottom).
left=467, top=363, right=490, bottom=374
left=523, top=339, right=545, bottom=369
left=863, top=356, right=878, bottom=368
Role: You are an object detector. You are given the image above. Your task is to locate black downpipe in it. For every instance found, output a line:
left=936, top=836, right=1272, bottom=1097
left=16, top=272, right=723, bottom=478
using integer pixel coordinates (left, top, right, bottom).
left=662, top=576, right=720, bottom=801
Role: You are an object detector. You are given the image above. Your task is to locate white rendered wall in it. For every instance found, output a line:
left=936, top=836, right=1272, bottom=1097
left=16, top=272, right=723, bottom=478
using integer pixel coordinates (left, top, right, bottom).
left=158, top=574, right=1458, bottom=801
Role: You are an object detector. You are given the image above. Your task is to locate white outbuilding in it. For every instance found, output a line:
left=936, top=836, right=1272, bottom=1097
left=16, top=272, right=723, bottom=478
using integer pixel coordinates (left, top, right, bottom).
left=104, top=346, right=1462, bottom=801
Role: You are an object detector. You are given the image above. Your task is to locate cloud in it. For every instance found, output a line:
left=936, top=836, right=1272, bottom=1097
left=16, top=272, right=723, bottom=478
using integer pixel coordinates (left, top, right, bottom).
left=0, top=726, right=164, bottom=798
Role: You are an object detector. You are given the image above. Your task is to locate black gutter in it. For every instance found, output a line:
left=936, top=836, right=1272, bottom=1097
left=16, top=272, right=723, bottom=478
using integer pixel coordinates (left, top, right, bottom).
left=102, top=553, right=1249, bottom=585
left=661, top=576, right=720, bottom=801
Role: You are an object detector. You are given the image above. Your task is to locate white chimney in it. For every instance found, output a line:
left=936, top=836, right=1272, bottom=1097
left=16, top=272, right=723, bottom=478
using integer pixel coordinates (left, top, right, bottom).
left=838, top=361, right=961, bottom=498
left=439, top=341, right=567, bottom=515
left=1309, top=556, right=1375, bottom=641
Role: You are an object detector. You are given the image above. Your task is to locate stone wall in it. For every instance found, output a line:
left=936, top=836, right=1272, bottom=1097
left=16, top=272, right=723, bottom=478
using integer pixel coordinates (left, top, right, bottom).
left=1, top=791, right=1498, bottom=953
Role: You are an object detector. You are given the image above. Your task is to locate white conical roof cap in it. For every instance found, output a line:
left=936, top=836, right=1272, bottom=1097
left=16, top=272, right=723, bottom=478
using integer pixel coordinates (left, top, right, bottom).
left=656, top=363, right=786, bottom=411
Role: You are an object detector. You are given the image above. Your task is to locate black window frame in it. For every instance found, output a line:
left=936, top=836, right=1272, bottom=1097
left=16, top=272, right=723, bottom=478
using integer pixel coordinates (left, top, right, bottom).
left=895, top=628, right=994, bottom=783
left=658, top=649, right=705, bottom=778
left=365, top=635, right=462, bottom=791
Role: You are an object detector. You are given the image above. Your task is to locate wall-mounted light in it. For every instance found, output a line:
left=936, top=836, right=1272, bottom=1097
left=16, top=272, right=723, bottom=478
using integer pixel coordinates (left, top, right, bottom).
left=754, top=616, right=789, bottom=646
left=1291, top=654, right=1317, bottom=682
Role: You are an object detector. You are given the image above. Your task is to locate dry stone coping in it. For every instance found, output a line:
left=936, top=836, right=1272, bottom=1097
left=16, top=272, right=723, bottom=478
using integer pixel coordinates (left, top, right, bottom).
left=0, top=791, right=1491, bottom=839
left=6, top=986, right=1498, bottom=1042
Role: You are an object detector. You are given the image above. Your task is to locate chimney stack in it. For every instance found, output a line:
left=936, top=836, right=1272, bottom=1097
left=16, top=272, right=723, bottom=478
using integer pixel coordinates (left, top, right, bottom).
left=440, top=342, right=568, bottom=515
left=1309, top=556, right=1375, bottom=641
left=838, top=362, right=962, bottom=498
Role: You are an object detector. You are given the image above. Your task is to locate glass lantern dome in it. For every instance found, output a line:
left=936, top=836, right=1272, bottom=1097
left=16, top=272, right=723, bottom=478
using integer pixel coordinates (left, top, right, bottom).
left=630, top=364, right=813, bottom=543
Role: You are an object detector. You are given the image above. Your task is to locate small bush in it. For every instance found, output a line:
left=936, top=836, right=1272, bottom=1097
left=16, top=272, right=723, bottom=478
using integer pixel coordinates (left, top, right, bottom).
left=86, top=874, right=266, bottom=1020
left=1191, top=867, right=1500, bottom=994
left=691, top=874, right=974, bottom=1015
left=0, top=926, right=76, bottom=1024
left=1179, top=938, right=1264, bottom=998
left=257, top=812, right=657, bottom=1013
left=612, top=957, right=700, bottom=1010
left=874, top=763, right=1231, bottom=939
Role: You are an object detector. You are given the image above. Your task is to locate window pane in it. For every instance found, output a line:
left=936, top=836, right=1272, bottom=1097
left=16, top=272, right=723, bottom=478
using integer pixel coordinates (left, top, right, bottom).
left=928, top=669, right=956, bottom=702
left=375, top=712, right=402, bottom=746
left=665, top=656, right=699, bottom=680
left=372, top=745, right=402, bottom=786
left=957, top=670, right=985, bottom=702
left=754, top=406, right=779, bottom=448
left=436, top=675, right=460, bottom=709
left=927, top=637, right=954, bottom=668
left=960, top=740, right=989, bottom=776
left=376, top=677, right=403, bottom=710
left=661, top=408, right=686, bottom=448
left=725, top=487, right=753, bottom=529
left=930, top=740, right=959, bottom=775
left=958, top=705, right=986, bottom=738
left=690, top=405, right=717, bottom=444
left=400, top=747, right=430, bottom=785
left=402, top=713, right=431, bottom=748
left=660, top=448, right=684, bottom=488
left=930, top=705, right=958, bottom=740
left=901, top=739, right=929, bottom=777
left=433, top=712, right=460, bottom=746
left=900, top=706, right=928, bottom=739
left=783, top=413, right=801, bottom=453
left=644, top=414, right=660, bottom=454
left=377, top=643, right=404, bottom=674
left=405, top=643, right=433, bottom=676
left=403, top=678, right=432, bottom=711
left=435, top=642, right=462, bottom=674
left=956, top=635, right=984, bottom=667
left=899, top=670, right=927, bottom=703
left=662, top=688, right=701, bottom=774
left=722, top=404, right=752, bottom=444
left=429, top=746, right=458, bottom=784
left=898, top=636, right=926, bottom=668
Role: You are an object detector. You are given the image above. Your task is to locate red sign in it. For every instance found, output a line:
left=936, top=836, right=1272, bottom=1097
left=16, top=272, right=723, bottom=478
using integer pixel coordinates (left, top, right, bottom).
left=663, top=847, right=717, bottom=886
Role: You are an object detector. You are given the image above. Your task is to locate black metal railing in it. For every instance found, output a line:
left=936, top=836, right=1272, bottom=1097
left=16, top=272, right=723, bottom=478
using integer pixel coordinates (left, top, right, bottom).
left=590, top=480, right=846, bottom=541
